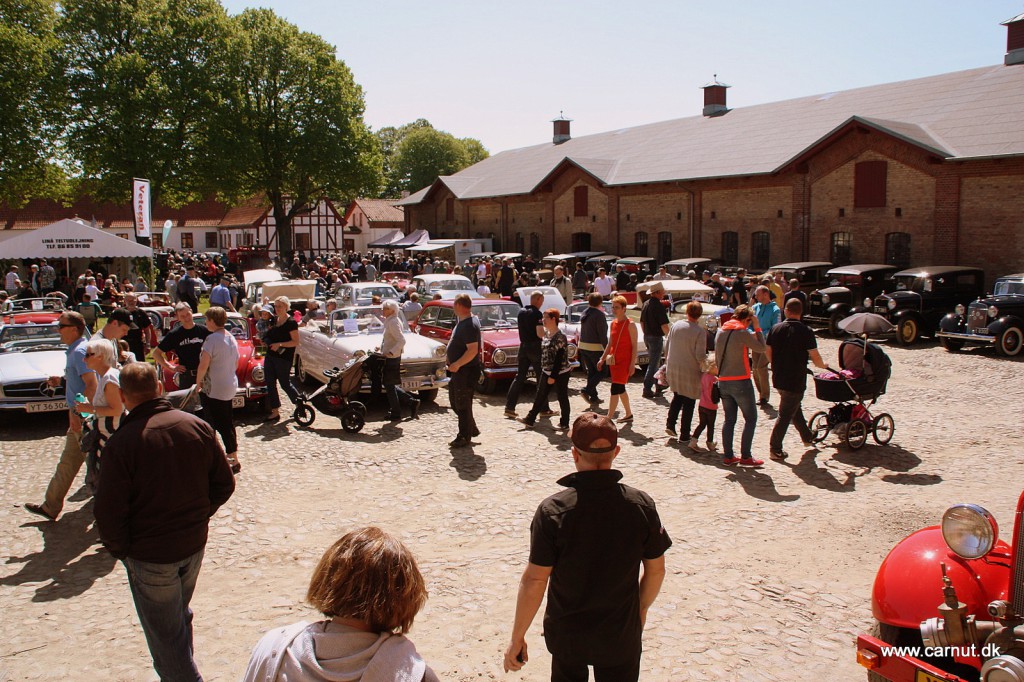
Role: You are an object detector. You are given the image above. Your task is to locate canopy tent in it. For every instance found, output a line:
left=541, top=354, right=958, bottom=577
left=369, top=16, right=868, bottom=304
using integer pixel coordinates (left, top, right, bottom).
left=407, top=242, right=451, bottom=252
left=0, top=219, right=151, bottom=258
left=391, top=229, right=430, bottom=248
left=366, top=229, right=406, bottom=248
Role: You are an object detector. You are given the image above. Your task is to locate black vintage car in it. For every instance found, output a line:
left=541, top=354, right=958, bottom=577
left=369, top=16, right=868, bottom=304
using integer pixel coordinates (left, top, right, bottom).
left=768, top=261, right=834, bottom=292
left=936, top=273, right=1024, bottom=356
left=806, top=264, right=898, bottom=335
left=872, top=266, right=985, bottom=345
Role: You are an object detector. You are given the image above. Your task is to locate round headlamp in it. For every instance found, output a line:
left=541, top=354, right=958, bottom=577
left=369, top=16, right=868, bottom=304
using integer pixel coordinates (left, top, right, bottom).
left=492, top=349, right=507, bottom=365
left=864, top=298, right=872, bottom=308
left=435, top=367, right=446, bottom=379
left=887, top=298, right=897, bottom=310
left=251, top=365, right=265, bottom=383
left=954, top=304, right=965, bottom=316
left=941, top=504, right=997, bottom=559
left=567, top=344, right=578, bottom=360
left=988, top=306, right=999, bottom=318
left=821, top=294, right=830, bottom=305
left=172, top=371, right=181, bottom=388
left=433, top=345, right=446, bottom=358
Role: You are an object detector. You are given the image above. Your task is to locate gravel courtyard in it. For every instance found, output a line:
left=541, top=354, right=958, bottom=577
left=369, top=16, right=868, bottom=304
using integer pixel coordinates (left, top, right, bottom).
left=2, top=336, right=1022, bottom=681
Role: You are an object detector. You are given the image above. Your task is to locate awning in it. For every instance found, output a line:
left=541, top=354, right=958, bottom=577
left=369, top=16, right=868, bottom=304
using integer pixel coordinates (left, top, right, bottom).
left=0, top=218, right=152, bottom=258
left=407, top=242, right=451, bottom=252
left=391, top=229, right=430, bottom=248
left=366, top=228, right=404, bottom=247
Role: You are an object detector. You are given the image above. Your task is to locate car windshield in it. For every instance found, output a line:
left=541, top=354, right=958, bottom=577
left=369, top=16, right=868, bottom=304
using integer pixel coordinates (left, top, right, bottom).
left=424, top=279, right=474, bottom=292
left=192, top=315, right=250, bottom=339
left=137, top=293, right=172, bottom=306
left=565, top=302, right=613, bottom=323
left=472, top=304, right=519, bottom=329
left=994, top=280, right=1024, bottom=296
left=8, top=298, right=64, bottom=313
left=828, top=274, right=862, bottom=287
left=328, top=306, right=408, bottom=334
left=352, top=286, right=399, bottom=302
left=0, top=323, right=65, bottom=351
left=893, top=275, right=926, bottom=292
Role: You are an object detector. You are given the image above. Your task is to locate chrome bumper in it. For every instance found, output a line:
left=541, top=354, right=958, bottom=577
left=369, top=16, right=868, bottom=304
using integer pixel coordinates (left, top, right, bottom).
left=935, top=330, right=995, bottom=344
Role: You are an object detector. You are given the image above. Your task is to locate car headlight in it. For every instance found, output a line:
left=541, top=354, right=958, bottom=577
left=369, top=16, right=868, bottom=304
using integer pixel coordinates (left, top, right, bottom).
left=172, top=372, right=181, bottom=388
left=435, top=367, right=446, bottom=379
left=821, top=294, right=830, bottom=305
left=941, top=504, right=997, bottom=560
left=954, top=304, right=965, bottom=316
left=567, top=344, right=578, bottom=360
left=251, top=365, right=265, bottom=383
left=887, top=299, right=897, bottom=310
left=433, top=345, right=446, bottom=358
left=988, top=305, right=999, bottom=318
left=492, top=349, right=507, bottom=365
left=864, top=298, right=872, bottom=308
left=705, top=316, right=719, bottom=331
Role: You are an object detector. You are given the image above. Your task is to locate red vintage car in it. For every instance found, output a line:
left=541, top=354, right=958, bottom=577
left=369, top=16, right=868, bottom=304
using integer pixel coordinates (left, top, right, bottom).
left=410, top=298, right=578, bottom=394
left=856, top=496, right=1023, bottom=681
left=157, top=312, right=267, bottom=407
left=2, top=297, right=66, bottom=325
left=381, top=271, right=411, bottom=292
left=135, top=291, right=176, bottom=342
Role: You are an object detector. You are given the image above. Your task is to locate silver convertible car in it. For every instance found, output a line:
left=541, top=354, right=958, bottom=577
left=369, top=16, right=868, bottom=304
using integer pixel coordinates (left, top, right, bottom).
left=295, top=305, right=449, bottom=401
left=0, top=321, right=88, bottom=413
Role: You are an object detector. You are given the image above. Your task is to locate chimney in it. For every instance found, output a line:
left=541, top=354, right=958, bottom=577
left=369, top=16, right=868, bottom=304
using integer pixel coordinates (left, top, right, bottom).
left=1003, top=13, right=1024, bottom=65
left=552, top=112, right=571, bottom=144
left=701, top=76, right=730, bottom=117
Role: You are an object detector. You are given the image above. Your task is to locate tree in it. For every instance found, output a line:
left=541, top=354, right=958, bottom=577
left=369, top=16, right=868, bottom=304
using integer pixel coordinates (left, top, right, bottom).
left=394, top=127, right=473, bottom=196
left=461, top=137, right=489, bottom=165
left=59, top=0, right=235, bottom=205
left=219, top=8, right=382, bottom=256
left=376, top=118, right=432, bottom=198
left=0, top=0, right=65, bottom=206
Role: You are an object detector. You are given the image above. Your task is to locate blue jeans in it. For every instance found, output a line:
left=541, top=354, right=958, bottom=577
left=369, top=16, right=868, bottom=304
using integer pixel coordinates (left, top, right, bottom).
left=643, top=334, right=664, bottom=392
left=718, top=378, right=757, bottom=459
left=579, top=349, right=605, bottom=398
left=263, top=354, right=299, bottom=410
left=505, top=347, right=547, bottom=412
left=124, top=549, right=205, bottom=682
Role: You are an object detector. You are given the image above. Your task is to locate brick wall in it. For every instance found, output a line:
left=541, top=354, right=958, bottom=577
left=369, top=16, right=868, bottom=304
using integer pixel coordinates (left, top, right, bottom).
left=701, top=186, right=792, bottom=266
left=960, top=175, right=1024, bottom=283
left=553, top=180, right=608, bottom=253
left=508, top=200, right=546, bottom=255
left=467, top=202, right=501, bottom=238
left=618, top=193, right=691, bottom=257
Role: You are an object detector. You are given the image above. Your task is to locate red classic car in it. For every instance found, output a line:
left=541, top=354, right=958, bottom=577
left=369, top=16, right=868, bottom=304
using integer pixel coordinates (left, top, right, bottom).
left=855, top=495, right=1024, bottom=681
left=410, top=298, right=578, bottom=393
left=157, top=312, right=267, bottom=407
left=2, top=297, right=66, bottom=325
left=135, top=291, right=176, bottom=341
left=381, top=271, right=411, bottom=292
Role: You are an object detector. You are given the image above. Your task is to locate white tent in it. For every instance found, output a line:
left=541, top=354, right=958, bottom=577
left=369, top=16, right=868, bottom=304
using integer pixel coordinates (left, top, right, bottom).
left=0, top=219, right=151, bottom=259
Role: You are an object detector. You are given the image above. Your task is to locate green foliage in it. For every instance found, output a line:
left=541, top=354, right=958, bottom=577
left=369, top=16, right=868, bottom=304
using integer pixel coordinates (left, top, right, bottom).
left=218, top=8, right=382, bottom=256
left=0, top=0, right=64, bottom=206
left=380, top=122, right=489, bottom=197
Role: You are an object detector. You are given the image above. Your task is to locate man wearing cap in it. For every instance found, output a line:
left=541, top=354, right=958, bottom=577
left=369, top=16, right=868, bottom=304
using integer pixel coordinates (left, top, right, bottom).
left=639, top=281, right=670, bottom=398
left=96, top=308, right=132, bottom=364
left=122, top=294, right=153, bottom=362
left=503, top=412, right=671, bottom=680
left=209, top=276, right=235, bottom=312
left=177, top=267, right=200, bottom=312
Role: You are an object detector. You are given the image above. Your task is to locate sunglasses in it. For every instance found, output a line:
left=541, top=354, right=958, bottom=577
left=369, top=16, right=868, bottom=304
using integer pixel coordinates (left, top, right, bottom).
left=85, top=351, right=97, bottom=357
left=58, top=323, right=76, bottom=328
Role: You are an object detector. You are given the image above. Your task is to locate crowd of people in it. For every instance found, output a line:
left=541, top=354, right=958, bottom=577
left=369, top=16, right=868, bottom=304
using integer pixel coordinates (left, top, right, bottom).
left=8, top=246, right=840, bottom=680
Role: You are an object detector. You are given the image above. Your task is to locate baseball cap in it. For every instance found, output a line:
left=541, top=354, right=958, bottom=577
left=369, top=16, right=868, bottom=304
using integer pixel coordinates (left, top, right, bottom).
left=570, top=412, right=618, bottom=454
left=261, top=303, right=275, bottom=314
left=108, top=308, right=133, bottom=326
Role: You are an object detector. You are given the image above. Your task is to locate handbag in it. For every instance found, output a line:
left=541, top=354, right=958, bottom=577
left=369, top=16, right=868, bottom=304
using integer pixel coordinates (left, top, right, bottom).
left=654, top=364, right=668, bottom=387
left=606, top=319, right=628, bottom=366
left=711, top=380, right=721, bottom=404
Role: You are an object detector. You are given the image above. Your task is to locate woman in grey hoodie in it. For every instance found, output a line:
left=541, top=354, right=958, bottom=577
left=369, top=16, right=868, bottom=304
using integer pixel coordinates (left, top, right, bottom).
left=243, top=527, right=439, bottom=682
left=714, top=305, right=766, bottom=466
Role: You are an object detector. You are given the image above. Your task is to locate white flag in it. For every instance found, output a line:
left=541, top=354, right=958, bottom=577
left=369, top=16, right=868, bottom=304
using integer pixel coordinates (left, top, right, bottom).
left=133, top=178, right=151, bottom=238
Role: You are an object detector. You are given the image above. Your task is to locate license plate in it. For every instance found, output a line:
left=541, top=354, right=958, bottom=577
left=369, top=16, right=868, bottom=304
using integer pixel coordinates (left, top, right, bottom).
left=231, top=396, right=245, bottom=408
left=915, top=671, right=946, bottom=682
left=26, top=400, right=67, bottom=413
left=402, top=379, right=422, bottom=390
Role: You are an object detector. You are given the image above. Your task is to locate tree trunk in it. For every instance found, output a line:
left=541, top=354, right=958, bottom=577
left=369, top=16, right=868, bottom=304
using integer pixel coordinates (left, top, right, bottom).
left=271, top=200, right=292, bottom=260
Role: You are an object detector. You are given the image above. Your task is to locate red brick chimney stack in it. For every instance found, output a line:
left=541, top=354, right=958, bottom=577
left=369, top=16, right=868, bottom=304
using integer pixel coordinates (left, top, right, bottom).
left=1003, top=13, right=1024, bottom=65
left=701, top=76, right=730, bottom=117
left=552, top=112, right=572, bottom=144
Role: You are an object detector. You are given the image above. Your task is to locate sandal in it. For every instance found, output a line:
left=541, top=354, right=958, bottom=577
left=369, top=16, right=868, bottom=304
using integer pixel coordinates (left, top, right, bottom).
left=617, top=414, right=633, bottom=423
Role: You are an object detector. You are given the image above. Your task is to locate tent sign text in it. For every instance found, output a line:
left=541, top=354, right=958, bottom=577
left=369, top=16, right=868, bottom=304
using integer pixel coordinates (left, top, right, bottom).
left=41, top=238, right=95, bottom=250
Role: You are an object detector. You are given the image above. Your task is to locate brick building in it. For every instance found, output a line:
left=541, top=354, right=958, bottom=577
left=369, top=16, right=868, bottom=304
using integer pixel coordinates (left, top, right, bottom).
left=399, top=15, right=1024, bottom=284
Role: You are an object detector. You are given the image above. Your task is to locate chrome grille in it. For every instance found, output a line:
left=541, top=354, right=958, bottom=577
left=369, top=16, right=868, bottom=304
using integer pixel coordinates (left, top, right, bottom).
left=3, top=381, right=65, bottom=398
left=968, top=305, right=989, bottom=332
left=808, top=293, right=824, bottom=315
left=1013, top=509, right=1024, bottom=617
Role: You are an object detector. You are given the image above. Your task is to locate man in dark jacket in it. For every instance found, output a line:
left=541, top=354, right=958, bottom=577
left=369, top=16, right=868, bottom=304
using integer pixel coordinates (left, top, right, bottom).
left=578, top=293, right=608, bottom=403
left=505, top=291, right=550, bottom=418
left=95, top=362, right=235, bottom=681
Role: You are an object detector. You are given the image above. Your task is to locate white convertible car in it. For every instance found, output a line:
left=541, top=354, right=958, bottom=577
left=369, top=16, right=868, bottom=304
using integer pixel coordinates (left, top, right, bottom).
left=295, top=306, right=449, bottom=401
left=0, top=321, right=84, bottom=413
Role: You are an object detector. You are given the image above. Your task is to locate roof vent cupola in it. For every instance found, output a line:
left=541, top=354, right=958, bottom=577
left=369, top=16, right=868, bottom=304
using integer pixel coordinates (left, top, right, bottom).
left=701, top=76, right=730, bottom=117
left=552, top=112, right=572, bottom=144
left=1003, top=13, right=1024, bottom=65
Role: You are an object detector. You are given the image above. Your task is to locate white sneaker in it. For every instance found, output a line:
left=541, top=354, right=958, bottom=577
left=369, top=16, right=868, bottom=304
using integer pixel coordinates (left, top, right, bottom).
left=706, top=441, right=718, bottom=451
left=688, top=437, right=702, bottom=451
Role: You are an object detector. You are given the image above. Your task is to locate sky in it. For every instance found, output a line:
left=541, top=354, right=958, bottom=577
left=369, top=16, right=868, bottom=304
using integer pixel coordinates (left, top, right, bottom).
left=219, top=0, right=1022, bottom=154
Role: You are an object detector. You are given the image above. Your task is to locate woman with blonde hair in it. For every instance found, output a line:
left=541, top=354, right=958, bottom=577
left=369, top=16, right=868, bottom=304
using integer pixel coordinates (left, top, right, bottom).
left=262, top=295, right=300, bottom=421
left=75, top=336, right=125, bottom=491
left=597, top=295, right=638, bottom=422
left=243, top=527, right=438, bottom=681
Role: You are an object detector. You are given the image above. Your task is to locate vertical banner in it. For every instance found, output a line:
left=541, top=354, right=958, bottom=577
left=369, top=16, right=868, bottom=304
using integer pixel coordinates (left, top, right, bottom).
left=132, top=178, right=152, bottom=241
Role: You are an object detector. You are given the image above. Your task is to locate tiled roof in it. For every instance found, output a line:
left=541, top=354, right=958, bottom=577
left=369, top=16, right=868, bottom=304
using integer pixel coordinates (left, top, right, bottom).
left=352, top=198, right=404, bottom=223
left=220, top=197, right=269, bottom=227
left=399, top=64, right=1024, bottom=204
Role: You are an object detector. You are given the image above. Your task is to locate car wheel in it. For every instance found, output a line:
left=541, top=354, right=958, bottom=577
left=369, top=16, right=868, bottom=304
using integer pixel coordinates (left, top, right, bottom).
left=809, top=411, right=830, bottom=443
left=340, top=408, right=364, bottom=433
left=872, top=413, right=895, bottom=445
left=828, top=312, right=845, bottom=336
left=477, top=372, right=497, bottom=394
left=939, top=337, right=964, bottom=352
left=294, top=356, right=314, bottom=385
left=897, top=318, right=919, bottom=345
left=418, top=388, right=438, bottom=402
left=844, top=418, right=869, bottom=449
left=997, top=326, right=1024, bottom=357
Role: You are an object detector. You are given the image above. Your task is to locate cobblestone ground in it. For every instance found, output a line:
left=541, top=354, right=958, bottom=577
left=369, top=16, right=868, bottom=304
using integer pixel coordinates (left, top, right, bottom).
left=2, top=337, right=1023, bottom=681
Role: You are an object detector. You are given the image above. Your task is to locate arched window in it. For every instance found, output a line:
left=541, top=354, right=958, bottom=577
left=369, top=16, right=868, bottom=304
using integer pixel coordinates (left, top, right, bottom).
left=831, top=231, right=852, bottom=266
left=488, top=231, right=499, bottom=252
left=657, top=231, right=672, bottom=263
left=634, top=231, right=648, bottom=256
left=515, top=232, right=525, bottom=253
left=529, top=232, right=540, bottom=257
left=751, top=231, right=770, bottom=271
left=721, top=231, right=738, bottom=266
left=572, top=232, right=591, bottom=251
left=885, top=232, right=911, bottom=268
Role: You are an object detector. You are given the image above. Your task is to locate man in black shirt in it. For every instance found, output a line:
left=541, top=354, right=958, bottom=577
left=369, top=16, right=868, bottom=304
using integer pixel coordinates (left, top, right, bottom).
left=153, top=303, right=210, bottom=390
left=176, top=266, right=200, bottom=312
left=728, top=269, right=749, bottom=308
left=446, top=294, right=481, bottom=448
left=503, top=412, right=670, bottom=681
left=640, top=282, right=670, bottom=398
left=122, top=293, right=153, bottom=362
left=497, top=260, right=516, bottom=297
left=782, top=278, right=808, bottom=320
left=765, top=298, right=827, bottom=461
left=505, top=291, right=550, bottom=418
left=615, top=264, right=630, bottom=292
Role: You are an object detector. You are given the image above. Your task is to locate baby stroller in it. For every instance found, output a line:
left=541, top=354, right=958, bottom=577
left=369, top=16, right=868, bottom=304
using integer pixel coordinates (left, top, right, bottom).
left=292, top=353, right=368, bottom=433
left=809, top=339, right=894, bottom=449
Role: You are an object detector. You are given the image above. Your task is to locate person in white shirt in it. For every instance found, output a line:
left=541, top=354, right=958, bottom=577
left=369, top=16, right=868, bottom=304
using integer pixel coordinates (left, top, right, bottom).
left=477, top=282, right=491, bottom=296
left=85, top=277, right=101, bottom=303
left=380, top=300, right=419, bottom=421
left=593, top=268, right=614, bottom=299
left=401, top=292, right=423, bottom=318
left=652, top=266, right=673, bottom=281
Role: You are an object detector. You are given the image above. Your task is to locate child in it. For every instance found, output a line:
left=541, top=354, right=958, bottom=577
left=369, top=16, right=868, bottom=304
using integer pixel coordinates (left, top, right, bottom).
left=691, top=358, right=720, bottom=451
left=255, top=304, right=274, bottom=343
